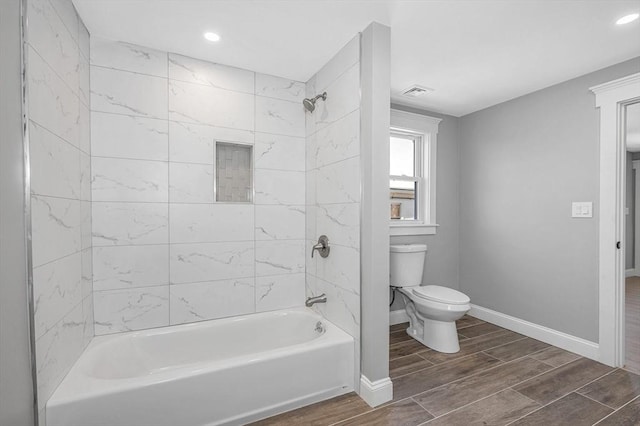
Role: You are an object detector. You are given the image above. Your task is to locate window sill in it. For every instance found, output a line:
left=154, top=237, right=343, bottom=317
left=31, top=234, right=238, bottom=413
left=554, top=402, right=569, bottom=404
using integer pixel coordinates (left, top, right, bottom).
left=390, top=222, right=439, bottom=236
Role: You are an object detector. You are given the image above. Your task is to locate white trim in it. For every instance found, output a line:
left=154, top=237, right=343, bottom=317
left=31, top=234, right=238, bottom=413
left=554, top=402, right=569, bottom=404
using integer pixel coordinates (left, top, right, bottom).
left=358, top=375, right=393, bottom=407
left=633, top=161, right=640, bottom=278
left=591, top=72, right=640, bottom=367
left=468, top=304, right=599, bottom=360
left=390, top=109, right=442, bottom=134
left=626, top=269, right=637, bottom=277
left=390, top=223, right=438, bottom=236
left=591, top=73, right=640, bottom=95
left=389, top=309, right=409, bottom=325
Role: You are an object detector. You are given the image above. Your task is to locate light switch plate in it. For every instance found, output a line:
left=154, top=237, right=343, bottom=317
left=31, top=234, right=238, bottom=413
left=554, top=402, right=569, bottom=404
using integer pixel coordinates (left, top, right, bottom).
left=572, top=202, right=593, bottom=218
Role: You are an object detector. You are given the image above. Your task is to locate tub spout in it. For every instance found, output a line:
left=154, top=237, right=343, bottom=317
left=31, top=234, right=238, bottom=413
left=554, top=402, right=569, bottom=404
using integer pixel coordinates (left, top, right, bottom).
left=306, top=293, right=327, bottom=307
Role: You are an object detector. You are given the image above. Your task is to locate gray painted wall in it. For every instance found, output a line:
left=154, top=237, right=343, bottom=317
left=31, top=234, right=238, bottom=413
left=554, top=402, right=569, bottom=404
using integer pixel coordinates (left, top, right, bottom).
left=389, top=106, right=460, bottom=313
left=626, top=152, right=634, bottom=270
left=459, top=57, right=640, bottom=342
left=0, top=0, right=36, bottom=424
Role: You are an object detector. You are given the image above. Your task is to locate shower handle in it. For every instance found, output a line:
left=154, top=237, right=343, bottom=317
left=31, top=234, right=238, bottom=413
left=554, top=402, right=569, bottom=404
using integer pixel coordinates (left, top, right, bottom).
left=311, top=235, right=330, bottom=258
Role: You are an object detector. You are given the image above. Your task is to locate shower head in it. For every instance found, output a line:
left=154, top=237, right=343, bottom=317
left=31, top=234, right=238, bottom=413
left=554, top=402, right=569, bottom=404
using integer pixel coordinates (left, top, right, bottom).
left=303, top=92, right=327, bottom=113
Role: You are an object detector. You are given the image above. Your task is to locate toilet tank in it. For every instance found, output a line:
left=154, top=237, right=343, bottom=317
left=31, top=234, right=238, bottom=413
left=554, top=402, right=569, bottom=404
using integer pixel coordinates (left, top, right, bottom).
left=390, top=244, right=427, bottom=287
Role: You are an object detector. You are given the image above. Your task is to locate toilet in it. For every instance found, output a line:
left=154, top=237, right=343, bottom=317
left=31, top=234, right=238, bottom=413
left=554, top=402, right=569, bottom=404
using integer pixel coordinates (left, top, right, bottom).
left=390, top=244, right=470, bottom=353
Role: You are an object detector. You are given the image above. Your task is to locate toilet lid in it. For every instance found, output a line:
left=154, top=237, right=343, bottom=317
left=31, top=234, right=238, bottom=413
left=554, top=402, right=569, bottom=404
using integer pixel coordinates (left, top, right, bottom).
left=412, top=285, right=470, bottom=305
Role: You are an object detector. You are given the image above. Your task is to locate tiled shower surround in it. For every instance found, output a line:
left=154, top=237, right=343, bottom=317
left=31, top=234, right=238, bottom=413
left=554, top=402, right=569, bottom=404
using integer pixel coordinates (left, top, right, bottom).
left=26, top=0, right=93, bottom=418
left=305, top=35, right=362, bottom=383
left=25, top=8, right=365, bottom=415
left=89, top=37, right=308, bottom=334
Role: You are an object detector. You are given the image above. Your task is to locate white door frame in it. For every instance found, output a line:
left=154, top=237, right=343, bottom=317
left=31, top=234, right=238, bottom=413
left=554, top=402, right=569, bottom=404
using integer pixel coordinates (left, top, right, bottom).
left=591, top=72, right=640, bottom=367
left=633, top=161, right=640, bottom=278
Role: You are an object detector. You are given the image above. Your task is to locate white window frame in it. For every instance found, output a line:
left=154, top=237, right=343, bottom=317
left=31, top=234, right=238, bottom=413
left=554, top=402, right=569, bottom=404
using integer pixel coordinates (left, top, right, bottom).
left=390, top=109, right=441, bottom=236
left=390, top=130, right=424, bottom=220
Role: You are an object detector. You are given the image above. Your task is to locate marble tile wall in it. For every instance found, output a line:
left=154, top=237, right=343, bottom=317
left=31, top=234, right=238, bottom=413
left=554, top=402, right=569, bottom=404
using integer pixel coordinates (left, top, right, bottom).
left=25, top=0, right=92, bottom=418
left=304, top=35, right=362, bottom=384
left=90, top=37, right=307, bottom=334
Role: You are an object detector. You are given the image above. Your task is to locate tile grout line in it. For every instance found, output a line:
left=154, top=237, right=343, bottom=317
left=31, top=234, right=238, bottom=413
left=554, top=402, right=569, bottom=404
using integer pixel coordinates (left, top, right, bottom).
left=454, top=320, right=486, bottom=331
left=407, top=333, right=526, bottom=365
left=253, top=71, right=258, bottom=313
left=166, top=53, right=171, bottom=327
left=476, top=340, right=558, bottom=365
left=422, top=387, right=540, bottom=424
left=389, top=353, right=483, bottom=380
left=88, top=35, right=96, bottom=341
left=325, top=397, right=420, bottom=426
left=524, top=344, right=569, bottom=359
left=27, top=37, right=88, bottom=109
left=407, top=350, right=606, bottom=423
left=502, top=391, right=547, bottom=426
left=93, top=62, right=306, bottom=105
left=390, top=351, right=432, bottom=364
left=46, top=0, right=79, bottom=46
left=390, top=326, right=510, bottom=351
left=577, top=391, right=618, bottom=411
left=503, top=365, right=620, bottom=425
left=390, top=359, right=436, bottom=379
left=29, top=117, right=87, bottom=156
left=32, top=246, right=85, bottom=270
left=592, top=394, right=640, bottom=425
left=475, top=335, right=532, bottom=356
left=404, top=354, right=569, bottom=421
left=530, top=355, right=582, bottom=369
left=93, top=108, right=305, bottom=141
left=455, top=327, right=509, bottom=340
left=390, top=352, right=508, bottom=395
left=92, top=153, right=308, bottom=174
left=409, top=396, right=437, bottom=420
left=390, top=333, right=523, bottom=376
left=34, top=294, right=86, bottom=343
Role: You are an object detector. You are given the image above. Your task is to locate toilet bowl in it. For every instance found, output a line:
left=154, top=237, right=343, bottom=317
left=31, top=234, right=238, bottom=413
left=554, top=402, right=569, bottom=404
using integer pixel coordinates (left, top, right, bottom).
left=390, top=244, right=470, bottom=353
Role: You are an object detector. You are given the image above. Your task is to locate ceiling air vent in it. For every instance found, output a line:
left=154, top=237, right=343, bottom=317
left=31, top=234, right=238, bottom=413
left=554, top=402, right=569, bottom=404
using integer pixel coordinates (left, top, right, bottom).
left=400, top=85, right=434, bottom=98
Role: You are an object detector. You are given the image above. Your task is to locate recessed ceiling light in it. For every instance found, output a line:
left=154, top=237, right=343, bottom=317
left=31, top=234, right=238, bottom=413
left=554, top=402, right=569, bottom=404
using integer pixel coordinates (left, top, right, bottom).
left=203, top=32, right=221, bottom=42
left=616, top=13, right=639, bottom=25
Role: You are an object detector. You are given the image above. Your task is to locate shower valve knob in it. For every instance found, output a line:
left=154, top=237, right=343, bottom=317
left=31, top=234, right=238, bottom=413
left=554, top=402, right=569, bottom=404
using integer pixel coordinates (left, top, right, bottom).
left=311, top=235, right=330, bottom=258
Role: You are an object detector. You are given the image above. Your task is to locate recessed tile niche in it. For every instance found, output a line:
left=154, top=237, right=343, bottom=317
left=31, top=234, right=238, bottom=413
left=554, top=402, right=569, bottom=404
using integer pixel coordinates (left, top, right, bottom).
left=215, top=142, right=253, bottom=203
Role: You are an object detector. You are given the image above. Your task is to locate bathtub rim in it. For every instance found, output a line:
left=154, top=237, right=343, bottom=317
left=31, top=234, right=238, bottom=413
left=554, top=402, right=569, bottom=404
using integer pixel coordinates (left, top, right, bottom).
left=47, top=307, right=354, bottom=406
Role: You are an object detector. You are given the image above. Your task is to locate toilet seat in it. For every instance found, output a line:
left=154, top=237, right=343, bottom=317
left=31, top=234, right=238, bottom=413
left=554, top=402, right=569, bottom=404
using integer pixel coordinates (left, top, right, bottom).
left=412, top=285, right=470, bottom=305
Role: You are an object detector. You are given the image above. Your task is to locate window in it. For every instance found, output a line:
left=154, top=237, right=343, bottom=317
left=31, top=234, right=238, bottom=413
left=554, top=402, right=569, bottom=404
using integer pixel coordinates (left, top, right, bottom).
left=215, top=142, right=253, bottom=203
left=390, top=132, right=422, bottom=221
left=390, top=109, right=441, bottom=236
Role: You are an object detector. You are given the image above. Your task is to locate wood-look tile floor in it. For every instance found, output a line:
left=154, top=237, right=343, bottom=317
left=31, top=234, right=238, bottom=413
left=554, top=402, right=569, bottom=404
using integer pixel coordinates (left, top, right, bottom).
left=626, top=277, right=640, bottom=374
left=252, top=316, right=640, bottom=426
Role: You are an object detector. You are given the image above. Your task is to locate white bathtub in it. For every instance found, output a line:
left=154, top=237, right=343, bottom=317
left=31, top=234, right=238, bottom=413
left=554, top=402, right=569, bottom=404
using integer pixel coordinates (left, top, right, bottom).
left=46, top=308, right=354, bottom=426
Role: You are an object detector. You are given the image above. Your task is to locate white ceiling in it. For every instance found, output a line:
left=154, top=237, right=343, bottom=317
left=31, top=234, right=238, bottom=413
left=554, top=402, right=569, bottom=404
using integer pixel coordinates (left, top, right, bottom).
left=73, top=0, right=640, bottom=117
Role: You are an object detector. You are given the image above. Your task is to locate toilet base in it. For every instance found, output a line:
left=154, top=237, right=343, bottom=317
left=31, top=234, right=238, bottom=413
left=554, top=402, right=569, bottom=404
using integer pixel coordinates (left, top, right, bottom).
left=406, top=317, right=460, bottom=353
left=402, top=297, right=462, bottom=353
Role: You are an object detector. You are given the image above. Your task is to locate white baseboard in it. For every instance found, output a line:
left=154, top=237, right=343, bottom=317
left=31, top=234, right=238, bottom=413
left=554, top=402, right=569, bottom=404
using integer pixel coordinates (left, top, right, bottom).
left=358, top=375, right=393, bottom=407
left=468, top=304, right=599, bottom=361
left=626, top=268, right=637, bottom=277
left=389, top=309, right=409, bottom=326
